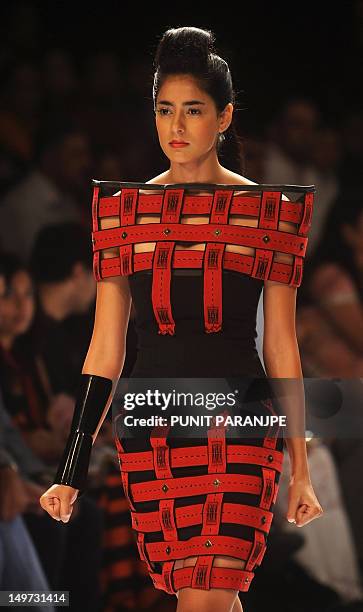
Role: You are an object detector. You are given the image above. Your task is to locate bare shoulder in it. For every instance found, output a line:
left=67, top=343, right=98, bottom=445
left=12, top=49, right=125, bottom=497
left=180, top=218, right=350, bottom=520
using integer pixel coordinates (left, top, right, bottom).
left=145, top=171, right=170, bottom=185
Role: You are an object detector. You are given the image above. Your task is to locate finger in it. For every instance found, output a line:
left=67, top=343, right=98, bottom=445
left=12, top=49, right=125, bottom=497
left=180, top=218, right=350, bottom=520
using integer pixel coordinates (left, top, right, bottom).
left=286, top=498, right=300, bottom=523
left=59, top=496, right=73, bottom=523
left=296, top=504, right=316, bottom=527
left=41, top=495, right=61, bottom=521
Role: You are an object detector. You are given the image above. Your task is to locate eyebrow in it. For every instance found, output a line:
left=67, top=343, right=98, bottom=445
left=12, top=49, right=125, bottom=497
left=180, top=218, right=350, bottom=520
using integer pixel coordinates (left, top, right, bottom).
left=156, top=100, right=206, bottom=106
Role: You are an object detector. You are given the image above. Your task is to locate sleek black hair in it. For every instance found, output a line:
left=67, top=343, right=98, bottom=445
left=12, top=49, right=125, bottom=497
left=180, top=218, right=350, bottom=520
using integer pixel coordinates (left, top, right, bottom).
left=30, top=222, right=93, bottom=283
left=152, top=26, right=244, bottom=174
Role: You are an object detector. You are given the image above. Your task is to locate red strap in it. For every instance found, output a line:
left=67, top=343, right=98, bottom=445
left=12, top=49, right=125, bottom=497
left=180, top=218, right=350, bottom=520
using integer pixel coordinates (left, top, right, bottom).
left=150, top=565, right=255, bottom=594
left=131, top=501, right=274, bottom=534
left=130, top=473, right=262, bottom=503
left=117, top=443, right=284, bottom=472
left=260, top=468, right=276, bottom=511
left=98, top=192, right=305, bottom=224
left=151, top=189, right=184, bottom=334
left=259, top=191, right=281, bottom=230
left=203, top=190, right=233, bottom=332
left=145, top=534, right=251, bottom=562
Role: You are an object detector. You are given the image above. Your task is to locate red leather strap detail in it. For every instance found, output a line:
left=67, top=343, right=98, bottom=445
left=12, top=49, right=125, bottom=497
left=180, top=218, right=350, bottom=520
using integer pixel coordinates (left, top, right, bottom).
left=131, top=502, right=273, bottom=534
left=289, top=255, right=304, bottom=287
left=118, top=189, right=138, bottom=277
left=203, top=190, right=233, bottom=332
left=162, top=188, right=185, bottom=223
left=191, top=555, right=214, bottom=590
left=261, top=398, right=280, bottom=449
left=251, top=249, right=274, bottom=281
left=211, top=189, right=233, bottom=223
left=245, top=529, right=266, bottom=571
left=159, top=499, right=178, bottom=541
left=120, top=470, right=136, bottom=511
left=91, top=186, right=101, bottom=281
left=146, top=534, right=251, bottom=562
left=98, top=193, right=306, bottom=225
left=119, top=244, right=133, bottom=275
left=202, top=494, right=223, bottom=535
left=298, top=192, right=314, bottom=237
left=152, top=242, right=175, bottom=335
left=150, top=424, right=172, bottom=479
left=150, top=566, right=255, bottom=593
left=203, top=243, right=225, bottom=332
left=136, top=532, right=155, bottom=573
left=117, top=443, right=284, bottom=472
left=151, top=189, right=184, bottom=335
left=130, top=473, right=262, bottom=503
left=120, top=188, right=138, bottom=225
left=260, top=468, right=276, bottom=511
left=91, top=185, right=100, bottom=232
left=207, top=415, right=227, bottom=473
left=259, top=191, right=281, bottom=230
left=93, top=224, right=307, bottom=256
left=160, top=560, right=176, bottom=594
left=99, top=250, right=302, bottom=287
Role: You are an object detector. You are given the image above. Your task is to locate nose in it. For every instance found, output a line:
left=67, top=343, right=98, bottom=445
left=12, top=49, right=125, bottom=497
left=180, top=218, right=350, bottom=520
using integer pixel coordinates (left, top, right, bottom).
left=171, top=110, right=185, bottom=135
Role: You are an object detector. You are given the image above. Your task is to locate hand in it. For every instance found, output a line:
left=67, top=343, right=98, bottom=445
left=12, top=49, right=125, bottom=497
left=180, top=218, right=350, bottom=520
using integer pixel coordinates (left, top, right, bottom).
left=286, top=476, right=324, bottom=527
left=0, top=467, right=29, bottom=521
left=39, top=483, right=79, bottom=523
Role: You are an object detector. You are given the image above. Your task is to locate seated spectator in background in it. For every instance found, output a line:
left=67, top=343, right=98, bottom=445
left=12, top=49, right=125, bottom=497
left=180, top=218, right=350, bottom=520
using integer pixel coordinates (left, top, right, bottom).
left=0, top=397, right=104, bottom=612
left=261, top=98, right=340, bottom=258
left=0, top=61, right=43, bottom=196
left=0, top=438, right=55, bottom=612
left=297, top=194, right=363, bottom=376
left=262, top=97, right=320, bottom=188
left=309, top=124, right=341, bottom=256
left=0, top=251, right=74, bottom=463
left=275, top=437, right=363, bottom=606
left=338, top=111, right=363, bottom=193
left=0, top=121, right=91, bottom=262
left=29, top=222, right=96, bottom=396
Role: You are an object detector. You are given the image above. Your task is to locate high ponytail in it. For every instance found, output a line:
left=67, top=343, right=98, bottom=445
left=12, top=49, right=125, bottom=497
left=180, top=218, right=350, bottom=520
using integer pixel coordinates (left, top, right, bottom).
left=152, top=26, right=244, bottom=174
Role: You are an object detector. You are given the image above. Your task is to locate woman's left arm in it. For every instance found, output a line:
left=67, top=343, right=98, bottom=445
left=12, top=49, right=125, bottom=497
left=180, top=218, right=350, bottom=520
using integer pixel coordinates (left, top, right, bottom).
left=263, top=276, right=324, bottom=527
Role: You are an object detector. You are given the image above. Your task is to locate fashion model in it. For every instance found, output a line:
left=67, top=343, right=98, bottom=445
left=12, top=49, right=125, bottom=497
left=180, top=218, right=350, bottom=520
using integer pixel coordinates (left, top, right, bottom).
left=40, top=26, right=323, bottom=612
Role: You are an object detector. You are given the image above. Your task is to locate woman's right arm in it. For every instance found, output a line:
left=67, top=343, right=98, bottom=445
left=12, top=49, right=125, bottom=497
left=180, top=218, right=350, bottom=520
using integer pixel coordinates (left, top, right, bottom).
left=81, top=274, right=132, bottom=441
left=39, top=214, right=132, bottom=520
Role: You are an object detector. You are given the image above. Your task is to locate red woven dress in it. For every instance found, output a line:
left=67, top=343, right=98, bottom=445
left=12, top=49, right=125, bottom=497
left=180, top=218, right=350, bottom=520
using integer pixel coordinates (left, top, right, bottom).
left=91, top=181, right=314, bottom=596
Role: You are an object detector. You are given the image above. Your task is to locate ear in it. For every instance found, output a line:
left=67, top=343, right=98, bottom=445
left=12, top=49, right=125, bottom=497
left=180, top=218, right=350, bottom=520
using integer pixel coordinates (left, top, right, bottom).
left=219, top=103, right=233, bottom=133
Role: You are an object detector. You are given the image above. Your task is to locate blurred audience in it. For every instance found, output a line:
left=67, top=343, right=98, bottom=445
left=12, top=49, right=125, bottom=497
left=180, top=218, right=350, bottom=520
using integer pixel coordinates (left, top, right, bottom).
left=0, top=122, right=91, bottom=261
left=0, top=251, right=72, bottom=462
left=275, top=438, right=363, bottom=605
left=297, top=194, right=363, bottom=376
left=29, top=222, right=95, bottom=396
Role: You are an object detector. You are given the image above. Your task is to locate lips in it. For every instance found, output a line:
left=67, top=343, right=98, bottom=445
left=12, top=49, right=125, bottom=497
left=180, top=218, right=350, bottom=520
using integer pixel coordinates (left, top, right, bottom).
left=169, top=141, right=189, bottom=148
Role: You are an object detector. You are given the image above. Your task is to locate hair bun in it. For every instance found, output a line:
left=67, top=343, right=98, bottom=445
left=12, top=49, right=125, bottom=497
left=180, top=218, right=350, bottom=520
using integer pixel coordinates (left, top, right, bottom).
left=154, top=26, right=216, bottom=72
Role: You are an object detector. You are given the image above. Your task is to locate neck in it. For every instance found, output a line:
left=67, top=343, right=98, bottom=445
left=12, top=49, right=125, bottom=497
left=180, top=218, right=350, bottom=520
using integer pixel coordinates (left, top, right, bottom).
left=167, top=153, right=225, bottom=184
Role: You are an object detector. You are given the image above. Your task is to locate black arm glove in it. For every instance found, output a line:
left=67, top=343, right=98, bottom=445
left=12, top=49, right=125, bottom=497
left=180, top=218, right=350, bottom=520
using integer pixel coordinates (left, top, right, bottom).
left=53, top=373, right=114, bottom=497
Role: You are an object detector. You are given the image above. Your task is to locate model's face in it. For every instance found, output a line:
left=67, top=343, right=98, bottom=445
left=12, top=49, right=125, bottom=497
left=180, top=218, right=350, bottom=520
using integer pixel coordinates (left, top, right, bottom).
left=155, top=74, right=231, bottom=163
left=0, top=270, right=35, bottom=338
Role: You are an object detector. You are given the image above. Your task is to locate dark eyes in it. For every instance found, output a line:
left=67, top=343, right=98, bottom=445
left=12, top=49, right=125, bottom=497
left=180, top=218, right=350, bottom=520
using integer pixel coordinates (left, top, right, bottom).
left=156, top=108, right=201, bottom=116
